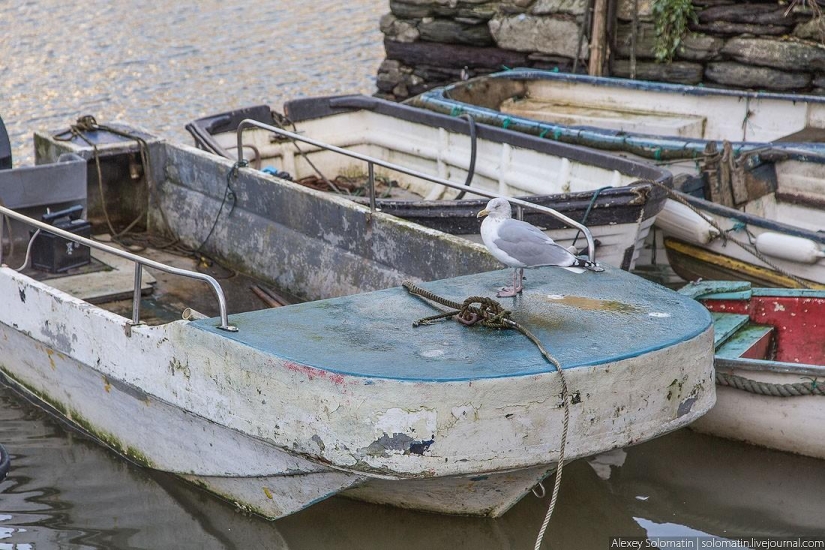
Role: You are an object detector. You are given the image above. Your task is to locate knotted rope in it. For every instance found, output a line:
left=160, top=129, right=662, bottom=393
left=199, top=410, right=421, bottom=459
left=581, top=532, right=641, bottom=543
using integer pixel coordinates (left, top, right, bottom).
left=402, top=281, right=568, bottom=550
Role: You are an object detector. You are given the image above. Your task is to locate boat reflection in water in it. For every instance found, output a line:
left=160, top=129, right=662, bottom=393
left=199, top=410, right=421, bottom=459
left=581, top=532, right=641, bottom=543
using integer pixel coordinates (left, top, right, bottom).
left=0, top=381, right=642, bottom=549
left=4, top=382, right=824, bottom=548
left=589, top=429, right=825, bottom=538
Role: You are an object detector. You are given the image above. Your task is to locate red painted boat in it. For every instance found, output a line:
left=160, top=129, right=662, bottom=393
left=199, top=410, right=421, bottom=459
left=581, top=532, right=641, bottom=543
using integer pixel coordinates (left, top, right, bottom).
left=680, top=281, right=825, bottom=459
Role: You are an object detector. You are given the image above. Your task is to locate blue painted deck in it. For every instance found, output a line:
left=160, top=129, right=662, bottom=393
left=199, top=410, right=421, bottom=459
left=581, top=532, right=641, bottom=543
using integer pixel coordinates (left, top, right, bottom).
left=191, top=267, right=711, bottom=382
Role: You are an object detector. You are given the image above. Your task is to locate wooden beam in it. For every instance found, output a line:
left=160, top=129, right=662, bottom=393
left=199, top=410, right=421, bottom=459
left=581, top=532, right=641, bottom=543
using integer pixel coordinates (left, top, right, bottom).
left=589, top=0, right=609, bottom=76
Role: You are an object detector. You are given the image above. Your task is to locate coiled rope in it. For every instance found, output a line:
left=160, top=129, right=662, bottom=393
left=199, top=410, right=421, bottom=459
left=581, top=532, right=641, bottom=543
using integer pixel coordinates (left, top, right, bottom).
left=716, top=371, right=825, bottom=397
left=402, top=281, right=569, bottom=550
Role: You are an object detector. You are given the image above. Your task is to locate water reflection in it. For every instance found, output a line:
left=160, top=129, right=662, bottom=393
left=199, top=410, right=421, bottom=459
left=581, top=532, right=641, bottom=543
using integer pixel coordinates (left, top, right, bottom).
left=1, top=0, right=386, bottom=166
left=4, top=381, right=825, bottom=549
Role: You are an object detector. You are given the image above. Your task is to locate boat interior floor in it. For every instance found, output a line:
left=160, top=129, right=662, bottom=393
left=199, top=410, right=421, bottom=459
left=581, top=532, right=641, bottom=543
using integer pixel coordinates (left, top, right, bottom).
left=4, top=235, right=294, bottom=326
left=774, top=126, right=825, bottom=143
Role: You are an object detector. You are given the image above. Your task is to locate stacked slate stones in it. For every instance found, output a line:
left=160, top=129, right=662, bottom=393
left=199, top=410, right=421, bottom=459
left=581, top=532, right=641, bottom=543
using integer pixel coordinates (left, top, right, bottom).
left=377, top=0, right=825, bottom=102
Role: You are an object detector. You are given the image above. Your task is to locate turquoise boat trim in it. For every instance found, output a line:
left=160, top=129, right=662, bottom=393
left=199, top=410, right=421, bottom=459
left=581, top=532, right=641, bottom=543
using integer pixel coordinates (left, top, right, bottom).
left=751, top=288, right=825, bottom=298
left=716, top=324, right=773, bottom=360
left=699, top=291, right=753, bottom=301
left=710, top=313, right=750, bottom=348
left=678, top=281, right=753, bottom=300
left=191, top=267, right=712, bottom=382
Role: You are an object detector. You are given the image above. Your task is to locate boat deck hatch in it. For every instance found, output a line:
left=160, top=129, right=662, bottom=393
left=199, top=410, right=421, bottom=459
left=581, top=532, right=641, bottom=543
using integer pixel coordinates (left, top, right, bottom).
left=190, top=267, right=711, bottom=381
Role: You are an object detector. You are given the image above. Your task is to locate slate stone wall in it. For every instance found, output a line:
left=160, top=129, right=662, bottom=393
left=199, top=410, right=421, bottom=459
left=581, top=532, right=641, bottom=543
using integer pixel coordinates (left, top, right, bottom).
left=376, top=0, right=825, bottom=101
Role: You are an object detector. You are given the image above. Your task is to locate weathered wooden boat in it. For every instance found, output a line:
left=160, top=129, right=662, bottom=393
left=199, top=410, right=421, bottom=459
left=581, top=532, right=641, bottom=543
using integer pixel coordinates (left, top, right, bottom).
left=0, top=120, right=714, bottom=520
left=186, top=95, right=671, bottom=271
left=410, top=70, right=825, bottom=287
left=408, top=69, right=825, bottom=169
left=660, top=155, right=825, bottom=288
left=680, top=280, right=825, bottom=459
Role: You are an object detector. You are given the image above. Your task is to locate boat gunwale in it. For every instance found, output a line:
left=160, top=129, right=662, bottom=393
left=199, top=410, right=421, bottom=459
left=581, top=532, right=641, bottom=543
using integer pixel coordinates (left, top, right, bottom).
left=677, top=190, right=825, bottom=244
left=186, top=94, right=673, bottom=186
left=453, top=68, right=825, bottom=106
left=414, top=69, right=825, bottom=161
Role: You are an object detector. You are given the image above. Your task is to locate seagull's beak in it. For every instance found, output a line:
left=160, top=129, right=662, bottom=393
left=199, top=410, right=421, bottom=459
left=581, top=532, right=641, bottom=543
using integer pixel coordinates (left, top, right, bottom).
left=477, top=208, right=489, bottom=219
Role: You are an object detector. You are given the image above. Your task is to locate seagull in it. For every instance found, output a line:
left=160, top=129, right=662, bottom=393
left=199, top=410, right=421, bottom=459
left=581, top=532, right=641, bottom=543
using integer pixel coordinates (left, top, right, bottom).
left=477, top=197, right=603, bottom=297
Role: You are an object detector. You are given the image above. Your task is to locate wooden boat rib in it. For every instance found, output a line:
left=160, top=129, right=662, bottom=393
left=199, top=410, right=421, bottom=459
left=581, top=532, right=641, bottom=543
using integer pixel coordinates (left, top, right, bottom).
left=0, top=122, right=715, bottom=519
left=186, top=95, right=671, bottom=271
left=681, top=281, right=825, bottom=459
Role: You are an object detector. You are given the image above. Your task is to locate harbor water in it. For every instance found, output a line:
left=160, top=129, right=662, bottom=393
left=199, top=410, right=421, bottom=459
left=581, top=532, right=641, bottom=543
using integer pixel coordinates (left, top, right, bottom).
left=2, top=1, right=825, bottom=548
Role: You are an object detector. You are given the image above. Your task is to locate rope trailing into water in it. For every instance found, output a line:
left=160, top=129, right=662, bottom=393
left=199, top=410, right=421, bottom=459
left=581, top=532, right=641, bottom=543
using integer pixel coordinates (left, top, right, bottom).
left=716, top=371, right=825, bottom=397
left=402, top=281, right=569, bottom=550
left=632, top=178, right=813, bottom=289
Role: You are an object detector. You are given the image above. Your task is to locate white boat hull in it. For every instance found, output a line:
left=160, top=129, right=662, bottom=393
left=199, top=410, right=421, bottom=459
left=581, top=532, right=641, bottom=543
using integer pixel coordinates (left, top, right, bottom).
left=692, top=371, right=825, bottom=460
left=0, top=262, right=715, bottom=518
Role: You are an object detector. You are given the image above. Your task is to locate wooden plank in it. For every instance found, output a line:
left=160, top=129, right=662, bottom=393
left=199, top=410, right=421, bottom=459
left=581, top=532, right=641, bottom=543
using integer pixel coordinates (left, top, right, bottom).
left=500, top=99, right=706, bottom=138
left=47, top=248, right=155, bottom=303
left=711, top=312, right=750, bottom=348
left=716, top=324, right=773, bottom=360
left=589, top=0, right=609, bottom=76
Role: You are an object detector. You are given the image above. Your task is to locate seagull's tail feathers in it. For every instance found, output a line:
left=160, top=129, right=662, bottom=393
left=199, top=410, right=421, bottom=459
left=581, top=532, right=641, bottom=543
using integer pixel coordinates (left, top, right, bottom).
left=571, top=257, right=605, bottom=272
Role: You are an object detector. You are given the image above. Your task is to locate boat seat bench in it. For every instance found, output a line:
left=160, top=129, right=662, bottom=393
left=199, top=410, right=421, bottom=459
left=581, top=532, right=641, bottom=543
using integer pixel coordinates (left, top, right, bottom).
left=716, top=323, right=774, bottom=361
left=500, top=99, right=707, bottom=139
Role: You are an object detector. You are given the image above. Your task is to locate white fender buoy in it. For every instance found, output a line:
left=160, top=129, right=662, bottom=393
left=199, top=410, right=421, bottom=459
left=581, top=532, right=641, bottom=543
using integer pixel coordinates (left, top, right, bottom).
left=754, top=232, right=825, bottom=264
left=654, top=199, right=720, bottom=245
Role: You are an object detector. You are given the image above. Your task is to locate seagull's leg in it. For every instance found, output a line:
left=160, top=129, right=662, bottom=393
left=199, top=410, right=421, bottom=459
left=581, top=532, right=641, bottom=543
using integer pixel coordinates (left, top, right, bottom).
left=515, top=268, right=524, bottom=293
left=496, top=268, right=522, bottom=297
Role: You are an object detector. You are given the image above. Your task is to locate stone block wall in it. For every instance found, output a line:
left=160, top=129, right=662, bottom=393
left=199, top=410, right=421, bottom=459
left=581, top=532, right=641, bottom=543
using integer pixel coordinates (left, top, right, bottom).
left=376, top=0, right=825, bottom=101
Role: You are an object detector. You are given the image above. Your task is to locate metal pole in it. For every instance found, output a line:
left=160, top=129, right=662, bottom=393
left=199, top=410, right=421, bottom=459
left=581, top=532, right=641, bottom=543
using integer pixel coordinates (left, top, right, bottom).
left=235, top=119, right=598, bottom=263
left=132, top=263, right=143, bottom=325
left=368, top=162, right=376, bottom=216
left=0, top=205, right=237, bottom=332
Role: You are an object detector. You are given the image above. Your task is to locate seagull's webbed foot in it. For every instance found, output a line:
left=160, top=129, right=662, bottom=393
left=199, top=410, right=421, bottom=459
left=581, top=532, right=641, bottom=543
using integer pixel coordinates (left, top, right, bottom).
left=496, top=268, right=524, bottom=298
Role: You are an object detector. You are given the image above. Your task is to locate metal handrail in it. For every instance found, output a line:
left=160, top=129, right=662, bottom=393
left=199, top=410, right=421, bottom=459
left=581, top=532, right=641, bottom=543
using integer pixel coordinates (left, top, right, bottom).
left=0, top=205, right=237, bottom=332
left=236, top=119, right=598, bottom=263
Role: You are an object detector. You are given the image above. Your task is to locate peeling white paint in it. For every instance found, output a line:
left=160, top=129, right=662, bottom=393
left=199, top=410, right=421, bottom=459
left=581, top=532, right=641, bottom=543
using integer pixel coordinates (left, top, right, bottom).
left=374, top=407, right=437, bottom=440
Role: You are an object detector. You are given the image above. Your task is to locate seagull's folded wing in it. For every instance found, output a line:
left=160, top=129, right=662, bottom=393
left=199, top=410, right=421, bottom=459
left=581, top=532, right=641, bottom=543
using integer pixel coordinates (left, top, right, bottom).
left=493, top=219, right=576, bottom=267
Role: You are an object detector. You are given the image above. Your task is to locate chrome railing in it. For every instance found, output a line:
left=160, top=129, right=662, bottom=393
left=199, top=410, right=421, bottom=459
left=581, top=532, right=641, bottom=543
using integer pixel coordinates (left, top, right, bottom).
left=0, top=205, right=237, bottom=332
left=236, top=119, right=598, bottom=263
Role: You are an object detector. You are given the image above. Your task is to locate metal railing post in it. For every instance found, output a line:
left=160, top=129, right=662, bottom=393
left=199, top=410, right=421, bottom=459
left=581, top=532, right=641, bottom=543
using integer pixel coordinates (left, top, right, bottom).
left=235, top=119, right=598, bottom=263
left=0, top=205, right=237, bottom=332
left=0, top=214, right=4, bottom=266
left=132, top=263, right=143, bottom=325
left=368, top=162, right=376, bottom=217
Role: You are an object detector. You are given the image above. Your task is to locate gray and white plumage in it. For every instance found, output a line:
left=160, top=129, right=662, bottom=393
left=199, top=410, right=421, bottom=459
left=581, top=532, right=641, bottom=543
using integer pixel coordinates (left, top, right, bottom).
left=477, top=197, right=602, bottom=296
